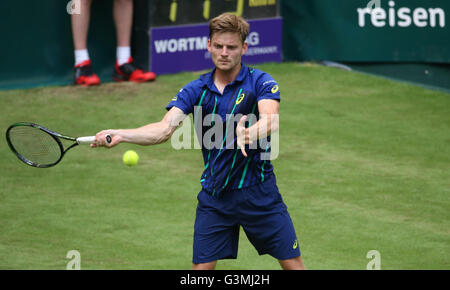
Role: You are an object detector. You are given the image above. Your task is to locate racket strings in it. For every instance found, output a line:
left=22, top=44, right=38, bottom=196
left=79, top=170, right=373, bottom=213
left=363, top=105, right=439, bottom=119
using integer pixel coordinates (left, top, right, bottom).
left=8, top=126, right=62, bottom=166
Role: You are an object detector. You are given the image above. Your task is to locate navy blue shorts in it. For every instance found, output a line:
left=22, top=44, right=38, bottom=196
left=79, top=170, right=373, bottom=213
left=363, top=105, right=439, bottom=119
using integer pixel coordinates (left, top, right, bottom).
left=193, top=175, right=301, bottom=264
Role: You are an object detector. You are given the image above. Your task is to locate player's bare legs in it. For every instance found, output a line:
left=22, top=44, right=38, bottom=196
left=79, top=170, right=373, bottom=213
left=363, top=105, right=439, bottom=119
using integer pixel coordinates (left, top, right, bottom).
left=193, top=257, right=305, bottom=270
left=71, top=0, right=93, bottom=50
left=113, top=0, right=133, bottom=47
left=193, top=261, right=217, bottom=270
left=278, top=256, right=306, bottom=270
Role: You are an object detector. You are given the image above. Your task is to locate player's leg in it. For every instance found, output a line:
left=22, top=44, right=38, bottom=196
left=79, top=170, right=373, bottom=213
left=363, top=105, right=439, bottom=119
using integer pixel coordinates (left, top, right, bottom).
left=279, top=256, right=306, bottom=270
left=192, top=189, right=240, bottom=269
left=240, top=176, right=304, bottom=270
left=243, top=210, right=303, bottom=270
left=193, top=261, right=217, bottom=270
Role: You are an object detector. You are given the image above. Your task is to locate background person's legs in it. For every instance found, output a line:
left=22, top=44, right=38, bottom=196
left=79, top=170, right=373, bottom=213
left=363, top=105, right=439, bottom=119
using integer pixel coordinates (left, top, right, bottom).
left=113, top=0, right=133, bottom=48
left=112, top=0, right=156, bottom=81
left=70, top=0, right=100, bottom=86
left=113, top=0, right=132, bottom=65
left=71, top=0, right=93, bottom=52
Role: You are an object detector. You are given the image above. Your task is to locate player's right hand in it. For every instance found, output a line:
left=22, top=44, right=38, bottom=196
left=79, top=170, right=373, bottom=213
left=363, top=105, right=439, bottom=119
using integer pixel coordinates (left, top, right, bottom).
left=91, top=130, right=120, bottom=148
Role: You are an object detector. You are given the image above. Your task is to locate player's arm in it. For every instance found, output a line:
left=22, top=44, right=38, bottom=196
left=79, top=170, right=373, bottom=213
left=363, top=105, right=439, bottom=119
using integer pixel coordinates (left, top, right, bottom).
left=236, top=99, right=280, bottom=157
left=92, top=107, right=187, bottom=148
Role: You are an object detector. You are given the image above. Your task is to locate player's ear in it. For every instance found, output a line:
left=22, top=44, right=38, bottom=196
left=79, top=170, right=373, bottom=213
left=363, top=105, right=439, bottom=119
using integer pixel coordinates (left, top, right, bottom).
left=207, top=39, right=212, bottom=52
left=242, top=42, right=248, bottom=55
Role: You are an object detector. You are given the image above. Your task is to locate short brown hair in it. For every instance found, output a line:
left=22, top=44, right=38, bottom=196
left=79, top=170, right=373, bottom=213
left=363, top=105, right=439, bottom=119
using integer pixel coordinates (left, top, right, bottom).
left=209, top=13, right=250, bottom=44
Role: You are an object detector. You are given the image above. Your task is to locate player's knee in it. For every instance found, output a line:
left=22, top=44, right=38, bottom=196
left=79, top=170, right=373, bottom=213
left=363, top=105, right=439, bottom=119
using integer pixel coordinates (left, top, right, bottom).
left=192, top=261, right=217, bottom=270
left=279, top=256, right=306, bottom=270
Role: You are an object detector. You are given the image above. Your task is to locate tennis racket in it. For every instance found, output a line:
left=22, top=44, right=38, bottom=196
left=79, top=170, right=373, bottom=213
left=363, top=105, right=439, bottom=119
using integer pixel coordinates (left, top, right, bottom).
left=6, top=122, right=111, bottom=168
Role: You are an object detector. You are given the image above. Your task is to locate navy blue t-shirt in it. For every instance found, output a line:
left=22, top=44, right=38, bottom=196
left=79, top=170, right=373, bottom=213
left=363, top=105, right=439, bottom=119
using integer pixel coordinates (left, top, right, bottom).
left=166, top=64, right=280, bottom=196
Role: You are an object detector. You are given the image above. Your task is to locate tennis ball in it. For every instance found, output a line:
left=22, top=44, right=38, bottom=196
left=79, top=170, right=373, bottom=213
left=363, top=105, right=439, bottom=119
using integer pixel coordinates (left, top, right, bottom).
left=123, top=150, right=139, bottom=166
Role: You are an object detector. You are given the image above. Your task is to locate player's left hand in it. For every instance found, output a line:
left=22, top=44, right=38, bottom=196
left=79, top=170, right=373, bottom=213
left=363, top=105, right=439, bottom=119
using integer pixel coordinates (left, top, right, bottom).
left=236, top=115, right=252, bottom=157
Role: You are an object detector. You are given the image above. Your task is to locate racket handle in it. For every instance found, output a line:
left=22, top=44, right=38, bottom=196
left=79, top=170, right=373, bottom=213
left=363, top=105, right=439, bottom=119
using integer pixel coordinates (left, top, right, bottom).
left=77, top=134, right=112, bottom=144
left=77, top=136, right=95, bottom=144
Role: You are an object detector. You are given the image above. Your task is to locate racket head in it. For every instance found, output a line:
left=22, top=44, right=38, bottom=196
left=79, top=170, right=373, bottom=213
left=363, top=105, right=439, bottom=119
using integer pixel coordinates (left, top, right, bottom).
left=6, top=122, right=66, bottom=168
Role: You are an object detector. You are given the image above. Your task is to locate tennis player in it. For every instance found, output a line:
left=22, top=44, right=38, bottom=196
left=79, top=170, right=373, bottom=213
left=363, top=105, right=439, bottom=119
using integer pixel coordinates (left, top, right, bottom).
left=93, top=13, right=305, bottom=270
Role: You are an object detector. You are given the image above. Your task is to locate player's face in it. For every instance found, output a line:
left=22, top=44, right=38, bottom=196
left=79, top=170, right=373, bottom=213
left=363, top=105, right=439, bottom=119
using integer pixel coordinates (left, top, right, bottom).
left=208, top=32, right=248, bottom=72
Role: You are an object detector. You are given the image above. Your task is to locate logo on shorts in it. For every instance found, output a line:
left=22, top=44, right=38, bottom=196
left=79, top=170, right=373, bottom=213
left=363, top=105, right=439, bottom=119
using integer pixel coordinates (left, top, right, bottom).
left=293, top=239, right=298, bottom=249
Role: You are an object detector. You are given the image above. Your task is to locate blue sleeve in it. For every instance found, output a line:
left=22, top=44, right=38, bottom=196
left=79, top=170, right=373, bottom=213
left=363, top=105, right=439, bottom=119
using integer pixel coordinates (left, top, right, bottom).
left=166, top=80, right=202, bottom=115
left=255, top=72, right=281, bottom=103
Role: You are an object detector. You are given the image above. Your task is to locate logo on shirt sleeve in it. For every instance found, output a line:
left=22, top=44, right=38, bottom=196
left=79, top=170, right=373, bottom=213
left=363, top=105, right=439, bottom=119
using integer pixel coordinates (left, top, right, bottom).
left=271, top=85, right=279, bottom=94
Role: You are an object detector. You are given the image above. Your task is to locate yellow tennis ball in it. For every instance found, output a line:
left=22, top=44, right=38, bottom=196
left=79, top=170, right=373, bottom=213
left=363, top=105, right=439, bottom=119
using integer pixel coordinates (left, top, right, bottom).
left=123, top=150, right=139, bottom=166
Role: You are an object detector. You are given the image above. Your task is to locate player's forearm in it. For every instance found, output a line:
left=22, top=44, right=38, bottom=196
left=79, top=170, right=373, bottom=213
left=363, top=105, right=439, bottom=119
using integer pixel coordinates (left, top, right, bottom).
left=93, top=107, right=186, bottom=148
left=243, top=114, right=279, bottom=144
left=115, top=121, right=173, bottom=146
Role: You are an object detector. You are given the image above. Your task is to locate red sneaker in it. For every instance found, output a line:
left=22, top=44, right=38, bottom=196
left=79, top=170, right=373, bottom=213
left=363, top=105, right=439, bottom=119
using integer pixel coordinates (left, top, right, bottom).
left=74, top=60, right=100, bottom=86
left=113, top=57, right=156, bottom=83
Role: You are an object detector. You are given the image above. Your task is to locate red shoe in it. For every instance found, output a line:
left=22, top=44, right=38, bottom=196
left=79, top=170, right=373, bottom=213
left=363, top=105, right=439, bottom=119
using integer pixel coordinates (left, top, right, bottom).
left=73, top=60, right=100, bottom=86
left=113, top=57, right=156, bottom=83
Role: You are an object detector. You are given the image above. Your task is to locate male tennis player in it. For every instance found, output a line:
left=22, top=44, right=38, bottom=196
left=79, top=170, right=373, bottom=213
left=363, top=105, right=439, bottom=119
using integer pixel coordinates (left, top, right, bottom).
left=93, top=13, right=305, bottom=270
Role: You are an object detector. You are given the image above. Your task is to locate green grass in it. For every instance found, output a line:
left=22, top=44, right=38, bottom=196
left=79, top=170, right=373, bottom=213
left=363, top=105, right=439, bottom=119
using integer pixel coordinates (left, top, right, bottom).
left=0, top=62, right=449, bottom=269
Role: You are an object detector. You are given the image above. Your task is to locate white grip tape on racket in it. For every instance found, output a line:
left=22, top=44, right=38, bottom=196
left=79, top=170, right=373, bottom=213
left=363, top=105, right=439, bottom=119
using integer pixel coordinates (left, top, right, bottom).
left=76, top=134, right=112, bottom=144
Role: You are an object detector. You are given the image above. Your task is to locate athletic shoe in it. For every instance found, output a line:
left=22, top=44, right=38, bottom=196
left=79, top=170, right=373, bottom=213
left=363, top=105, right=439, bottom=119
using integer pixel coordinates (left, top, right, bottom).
left=113, top=57, right=156, bottom=82
left=73, top=60, right=100, bottom=86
